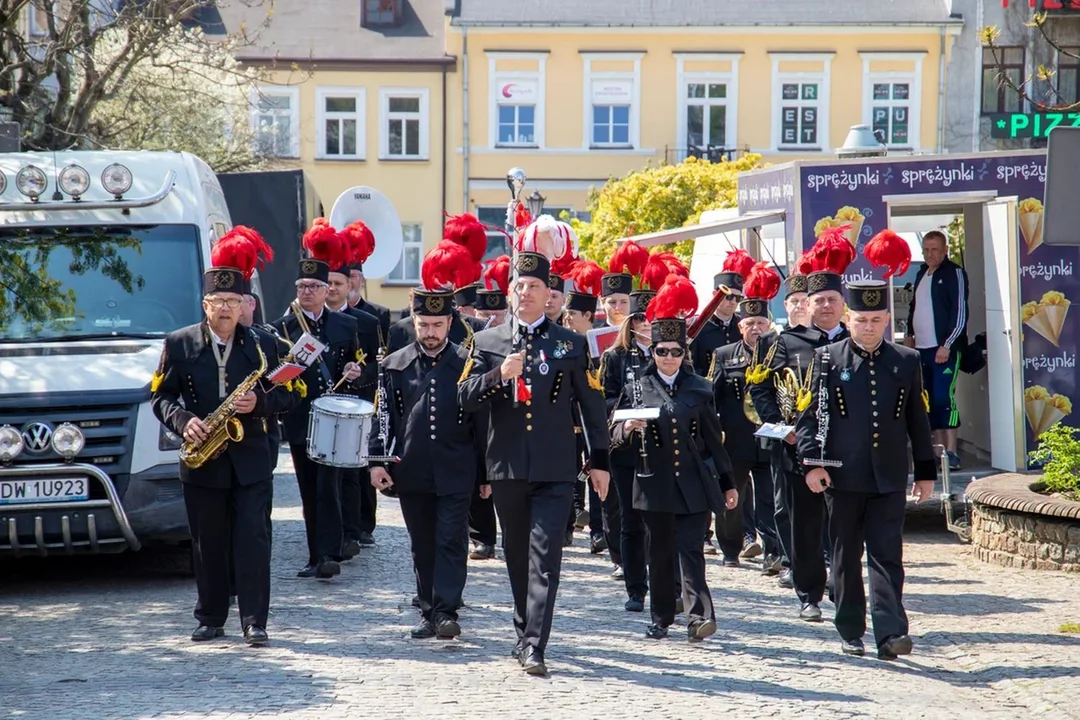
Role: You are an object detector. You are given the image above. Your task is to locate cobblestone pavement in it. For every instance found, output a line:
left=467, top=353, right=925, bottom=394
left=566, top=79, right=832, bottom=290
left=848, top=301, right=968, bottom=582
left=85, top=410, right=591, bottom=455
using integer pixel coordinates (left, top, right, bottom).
left=2, top=455, right=1078, bottom=720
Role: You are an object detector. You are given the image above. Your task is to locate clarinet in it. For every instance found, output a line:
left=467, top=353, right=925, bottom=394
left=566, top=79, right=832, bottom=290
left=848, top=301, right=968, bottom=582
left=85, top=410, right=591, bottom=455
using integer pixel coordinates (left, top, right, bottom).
left=804, top=348, right=843, bottom=468
left=375, top=349, right=392, bottom=456
left=628, top=349, right=653, bottom=478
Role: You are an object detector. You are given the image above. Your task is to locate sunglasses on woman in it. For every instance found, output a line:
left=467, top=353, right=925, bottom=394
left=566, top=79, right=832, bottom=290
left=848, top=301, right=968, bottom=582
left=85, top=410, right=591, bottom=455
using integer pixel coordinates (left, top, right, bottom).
left=653, top=346, right=685, bottom=358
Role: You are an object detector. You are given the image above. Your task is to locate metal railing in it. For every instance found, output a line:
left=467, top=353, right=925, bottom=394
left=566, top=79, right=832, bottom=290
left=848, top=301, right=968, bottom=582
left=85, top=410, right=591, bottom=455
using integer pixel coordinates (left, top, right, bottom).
left=664, top=145, right=747, bottom=165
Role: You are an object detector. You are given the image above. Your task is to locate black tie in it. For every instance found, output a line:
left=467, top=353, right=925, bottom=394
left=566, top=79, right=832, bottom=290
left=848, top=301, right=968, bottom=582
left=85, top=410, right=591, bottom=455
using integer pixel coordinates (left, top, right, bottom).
left=217, top=343, right=226, bottom=354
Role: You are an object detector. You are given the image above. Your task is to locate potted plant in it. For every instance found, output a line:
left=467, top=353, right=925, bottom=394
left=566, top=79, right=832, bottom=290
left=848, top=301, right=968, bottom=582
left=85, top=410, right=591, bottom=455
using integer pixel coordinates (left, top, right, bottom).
left=1027, top=423, right=1080, bottom=503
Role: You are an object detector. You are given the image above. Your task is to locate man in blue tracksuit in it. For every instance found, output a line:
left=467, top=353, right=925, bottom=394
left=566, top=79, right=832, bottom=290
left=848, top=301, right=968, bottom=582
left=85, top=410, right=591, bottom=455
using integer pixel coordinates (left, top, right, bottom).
left=903, top=230, right=969, bottom=471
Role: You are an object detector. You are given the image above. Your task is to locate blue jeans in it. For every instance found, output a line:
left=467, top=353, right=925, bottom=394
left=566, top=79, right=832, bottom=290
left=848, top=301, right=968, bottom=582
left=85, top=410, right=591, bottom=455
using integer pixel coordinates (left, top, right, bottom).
left=918, top=347, right=961, bottom=431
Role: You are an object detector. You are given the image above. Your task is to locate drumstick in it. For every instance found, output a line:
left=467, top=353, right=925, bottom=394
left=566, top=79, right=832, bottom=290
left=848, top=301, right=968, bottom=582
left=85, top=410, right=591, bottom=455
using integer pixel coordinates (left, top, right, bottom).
left=331, top=373, right=350, bottom=393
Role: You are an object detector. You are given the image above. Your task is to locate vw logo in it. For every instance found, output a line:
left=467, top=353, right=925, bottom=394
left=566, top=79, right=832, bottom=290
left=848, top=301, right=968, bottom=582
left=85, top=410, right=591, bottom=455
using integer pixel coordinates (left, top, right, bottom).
left=21, top=422, right=54, bottom=453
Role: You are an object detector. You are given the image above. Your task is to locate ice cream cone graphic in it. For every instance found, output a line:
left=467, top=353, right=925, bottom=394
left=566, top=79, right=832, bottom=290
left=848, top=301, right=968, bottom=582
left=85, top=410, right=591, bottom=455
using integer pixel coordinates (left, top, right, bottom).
left=1024, top=385, right=1050, bottom=435
left=1036, top=394, right=1073, bottom=437
left=1022, top=292, right=1071, bottom=347
left=1018, top=198, right=1044, bottom=255
left=814, top=216, right=837, bottom=238
left=834, top=206, right=865, bottom=247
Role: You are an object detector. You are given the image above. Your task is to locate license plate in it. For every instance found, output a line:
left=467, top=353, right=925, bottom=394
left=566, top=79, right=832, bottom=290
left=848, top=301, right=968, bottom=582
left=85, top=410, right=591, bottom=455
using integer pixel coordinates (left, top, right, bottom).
left=0, top=478, right=89, bottom=505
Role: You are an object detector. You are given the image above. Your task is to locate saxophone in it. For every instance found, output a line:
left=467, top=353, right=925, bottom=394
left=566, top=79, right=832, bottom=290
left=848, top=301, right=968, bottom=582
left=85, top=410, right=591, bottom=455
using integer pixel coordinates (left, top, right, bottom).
left=179, top=335, right=268, bottom=469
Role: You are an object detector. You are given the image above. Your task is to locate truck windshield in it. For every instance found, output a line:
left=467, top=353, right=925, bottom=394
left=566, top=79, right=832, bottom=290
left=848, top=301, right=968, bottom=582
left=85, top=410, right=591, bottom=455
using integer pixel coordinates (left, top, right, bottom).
left=0, top=224, right=203, bottom=342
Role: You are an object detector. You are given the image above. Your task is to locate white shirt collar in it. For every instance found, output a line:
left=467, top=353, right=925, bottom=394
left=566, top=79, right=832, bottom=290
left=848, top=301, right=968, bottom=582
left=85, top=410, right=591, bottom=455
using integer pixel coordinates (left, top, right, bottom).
left=522, top=315, right=546, bottom=332
left=635, top=341, right=651, bottom=356
left=658, top=369, right=679, bottom=387
left=815, top=323, right=843, bottom=340
left=332, top=303, right=349, bottom=314
left=853, top=338, right=884, bottom=354
left=208, top=327, right=229, bottom=346
left=303, top=308, right=323, bottom=322
left=419, top=340, right=449, bottom=358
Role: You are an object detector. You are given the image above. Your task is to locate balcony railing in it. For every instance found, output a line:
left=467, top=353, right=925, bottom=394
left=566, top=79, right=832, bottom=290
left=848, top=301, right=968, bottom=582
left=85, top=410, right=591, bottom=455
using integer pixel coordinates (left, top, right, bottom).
left=664, top=145, right=747, bottom=165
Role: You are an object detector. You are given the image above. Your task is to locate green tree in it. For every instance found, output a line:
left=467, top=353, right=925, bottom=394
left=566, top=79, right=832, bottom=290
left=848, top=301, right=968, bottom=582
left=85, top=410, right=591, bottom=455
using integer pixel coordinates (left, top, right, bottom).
left=571, top=154, right=765, bottom=267
left=946, top=214, right=965, bottom=265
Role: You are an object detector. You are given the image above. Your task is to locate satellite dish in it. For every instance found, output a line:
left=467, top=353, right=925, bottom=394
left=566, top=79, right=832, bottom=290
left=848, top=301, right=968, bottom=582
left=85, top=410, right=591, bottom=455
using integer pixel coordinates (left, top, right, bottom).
left=329, top=186, right=404, bottom=279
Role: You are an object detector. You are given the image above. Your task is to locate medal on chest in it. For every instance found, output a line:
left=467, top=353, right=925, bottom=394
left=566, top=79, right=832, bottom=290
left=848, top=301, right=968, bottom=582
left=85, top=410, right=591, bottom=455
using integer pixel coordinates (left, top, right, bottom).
left=839, top=369, right=851, bottom=382
left=538, top=350, right=550, bottom=376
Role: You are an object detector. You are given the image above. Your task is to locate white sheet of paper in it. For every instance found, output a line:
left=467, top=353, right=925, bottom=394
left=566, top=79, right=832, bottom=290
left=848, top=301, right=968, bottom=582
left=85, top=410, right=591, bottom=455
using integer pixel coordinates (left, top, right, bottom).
left=754, top=423, right=795, bottom=440
left=613, top=407, right=662, bottom=421
left=288, top=333, right=326, bottom=367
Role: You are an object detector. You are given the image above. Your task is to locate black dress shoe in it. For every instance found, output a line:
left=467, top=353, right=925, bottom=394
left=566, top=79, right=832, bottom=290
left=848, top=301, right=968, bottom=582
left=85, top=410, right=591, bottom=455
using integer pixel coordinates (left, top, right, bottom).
left=800, top=603, right=823, bottom=622
left=511, top=639, right=525, bottom=661
left=357, top=531, right=376, bottom=547
left=296, top=563, right=318, bottom=578
left=521, top=646, right=547, bottom=676
left=315, top=558, right=341, bottom=579
left=469, top=543, right=495, bottom=560
left=687, top=619, right=717, bottom=643
left=342, top=539, right=361, bottom=559
left=410, top=620, right=436, bottom=639
left=878, top=634, right=913, bottom=660
left=722, top=557, right=740, bottom=568
left=645, top=623, right=668, bottom=639
left=589, top=535, right=608, bottom=554
left=191, top=625, right=224, bottom=642
left=434, top=617, right=461, bottom=639
left=244, top=626, right=269, bottom=646
left=624, top=596, right=645, bottom=612
left=841, top=638, right=865, bottom=656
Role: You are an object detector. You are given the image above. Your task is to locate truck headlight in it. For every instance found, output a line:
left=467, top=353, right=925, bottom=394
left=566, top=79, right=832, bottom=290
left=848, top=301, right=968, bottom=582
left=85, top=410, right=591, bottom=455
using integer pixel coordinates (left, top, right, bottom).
left=159, top=426, right=182, bottom=451
left=59, top=164, right=91, bottom=199
left=0, top=425, right=23, bottom=462
left=51, top=422, right=85, bottom=460
left=101, top=163, right=133, bottom=197
left=15, top=165, right=47, bottom=199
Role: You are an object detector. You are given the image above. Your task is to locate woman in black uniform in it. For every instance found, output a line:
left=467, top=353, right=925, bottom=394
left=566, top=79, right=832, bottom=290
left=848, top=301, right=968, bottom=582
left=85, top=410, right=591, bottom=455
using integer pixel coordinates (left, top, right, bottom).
left=611, top=275, right=738, bottom=641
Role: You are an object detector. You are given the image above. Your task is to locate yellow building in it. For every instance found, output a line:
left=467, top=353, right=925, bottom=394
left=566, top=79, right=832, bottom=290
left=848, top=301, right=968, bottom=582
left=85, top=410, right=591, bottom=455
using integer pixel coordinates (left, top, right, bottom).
left=225, top=0, right=453, bottom=310
left=445, top=0, right=963, bottom=258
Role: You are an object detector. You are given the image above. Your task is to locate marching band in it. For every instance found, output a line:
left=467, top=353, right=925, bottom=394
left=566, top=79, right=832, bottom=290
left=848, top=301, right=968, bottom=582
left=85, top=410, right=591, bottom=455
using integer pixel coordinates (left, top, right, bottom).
left=149, top=188, right=936, bottom=670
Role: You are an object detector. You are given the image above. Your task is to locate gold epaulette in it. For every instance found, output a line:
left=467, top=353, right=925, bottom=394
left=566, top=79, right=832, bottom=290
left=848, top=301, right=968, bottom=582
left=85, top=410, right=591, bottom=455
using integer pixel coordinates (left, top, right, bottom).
left=458, top=334, right=476, bottom=384
left=796, top=387, right=812, bottom=412
left=586, top=366, right=603, bottom=392
left=922, top=389, right=930, bottom=413
left=151, top=345, right=167, bottom=393
left=292, top=378, right=308, bottom=398
left=707, top=351, right=718, bottom=382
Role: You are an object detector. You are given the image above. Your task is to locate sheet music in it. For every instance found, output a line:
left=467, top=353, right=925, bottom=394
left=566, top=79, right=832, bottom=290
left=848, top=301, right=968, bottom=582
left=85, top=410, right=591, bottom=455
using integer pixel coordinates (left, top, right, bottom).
left=754, top=422, right=796, bottom=440
left=613, top=407, right=662, bottom=421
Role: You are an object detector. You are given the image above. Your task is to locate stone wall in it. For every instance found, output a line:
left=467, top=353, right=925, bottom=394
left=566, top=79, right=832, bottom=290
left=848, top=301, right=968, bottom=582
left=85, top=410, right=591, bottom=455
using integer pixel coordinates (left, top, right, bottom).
left=970, top=503, right=1080, bottom=572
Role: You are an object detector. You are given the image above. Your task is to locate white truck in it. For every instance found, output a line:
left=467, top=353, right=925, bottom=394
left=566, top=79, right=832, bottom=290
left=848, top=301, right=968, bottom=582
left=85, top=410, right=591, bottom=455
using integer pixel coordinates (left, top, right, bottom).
left=0, top=150, right=233, bottom=560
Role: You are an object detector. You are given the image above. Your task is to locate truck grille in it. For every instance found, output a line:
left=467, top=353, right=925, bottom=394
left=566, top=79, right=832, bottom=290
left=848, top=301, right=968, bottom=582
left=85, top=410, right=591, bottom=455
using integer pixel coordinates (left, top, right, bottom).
left=0, top=390, right=143, bottom=483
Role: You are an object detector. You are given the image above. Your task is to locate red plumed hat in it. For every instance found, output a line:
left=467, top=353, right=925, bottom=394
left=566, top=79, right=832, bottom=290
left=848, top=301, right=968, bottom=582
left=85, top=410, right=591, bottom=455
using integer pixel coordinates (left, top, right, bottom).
left=721, top=248, right=755, bottom=280
left=608, top=240, right=650, bottom=277
left=212, top=226, right=273, bottom=280
left=303, top=218, right=350, bottom=271
left=566, top=259, right=604, bottom=297
left=421, top=240, right=476, bottom=291
left=863, top=229, right=912, bottom=280
left=795, top=250, right=816, bottom=276
left=646, top=275, right=698, bottom=322
left=483, top=255, right=512, bottom=295
left=550, top=253, right=577, bottom=277
left=341, top=221, right=376, bottom=267
left=653, top=251, right=689, bottom=278
left=641, top=254, right=673, bottom=291
left=808, top=225, right=857, bottom=275
left=744, top=262, right=781, bottom=301
left=443, top=212, right=488, bottom=263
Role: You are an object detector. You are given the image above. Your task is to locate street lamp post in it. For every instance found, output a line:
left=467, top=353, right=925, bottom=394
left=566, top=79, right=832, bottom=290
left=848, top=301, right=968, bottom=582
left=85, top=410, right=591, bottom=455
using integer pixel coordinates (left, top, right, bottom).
left=526, top=190, right=546, bottom=219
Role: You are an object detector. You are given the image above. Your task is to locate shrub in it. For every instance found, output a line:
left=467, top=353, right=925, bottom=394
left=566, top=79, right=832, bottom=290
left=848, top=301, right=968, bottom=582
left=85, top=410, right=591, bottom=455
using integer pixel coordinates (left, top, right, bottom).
left=1027, top=423, right=1080, bottom=498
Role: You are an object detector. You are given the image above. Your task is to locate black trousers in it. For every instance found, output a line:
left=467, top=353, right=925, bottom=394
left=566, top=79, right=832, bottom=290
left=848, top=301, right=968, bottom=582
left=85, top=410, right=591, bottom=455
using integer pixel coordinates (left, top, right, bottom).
left=341, top=467, right=377, bottom=542
left=826, top=490, right=909, bottom=646
left=769, top=442, right=794, bottom=568
left=782, top=463, right=828, bottom=605
left=184, top=476, right=272, bottom=630
left=714, top=468, right=749, bottom=559
left=399, top=491, right=472, bottom=623
left=642, top=511, right=713, bottom=628
left=468, top=478, right=498, bottom=546
left=717, top=457, right=779, bottom=558
left=289, top=445, right=343, bottom=564
left=611, top=464, right=648, bottom=599
left=491, top=479, right=574, bottom=653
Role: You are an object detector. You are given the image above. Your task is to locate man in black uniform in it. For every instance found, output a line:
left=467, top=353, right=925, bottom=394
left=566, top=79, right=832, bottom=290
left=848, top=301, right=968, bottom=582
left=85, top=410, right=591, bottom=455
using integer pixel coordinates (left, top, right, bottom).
left=545, top=271, right=567, bottom=326
left=272, top=229, right=365, bottom=580
left=689, top=254, right=750, bottom=376
left=709, top=263, right=783, bottom=572
left=454, top=283, right=481, bottom=319
left=342, top=219, right=392, bottom=346
left=797, top=278, right=936, bottom=659
left=327, top=252, right=382, bottom=554
left=749, top=235, right=852, bottom=620
left=388, top=293, right=486, bottom=352
left=151, top=229, right=298, bottom=644
left=458, top=251, right=611, bottom=677
left=370, top=259, right=483, bottom=640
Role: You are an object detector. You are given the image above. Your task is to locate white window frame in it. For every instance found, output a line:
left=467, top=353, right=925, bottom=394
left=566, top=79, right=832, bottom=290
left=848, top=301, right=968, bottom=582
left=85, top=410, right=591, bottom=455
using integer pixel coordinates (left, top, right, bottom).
left=385, top=222, right=423, bottom=284
left=582, top=52, right=644, bottom=150
left=487, top=52, right=547, bottom=149
left=675, top=53, right=741, bottom=153
left=314, top=87, right=366, bottom=161
left=378, top=87, right=429, bottom=160
left=860, top=52, right=924, bottom=152
left=250, top=86, right=301, bottom=159
left=769, top=53, right=833, bottom=152
left=27, top=4, right=48, bottom=36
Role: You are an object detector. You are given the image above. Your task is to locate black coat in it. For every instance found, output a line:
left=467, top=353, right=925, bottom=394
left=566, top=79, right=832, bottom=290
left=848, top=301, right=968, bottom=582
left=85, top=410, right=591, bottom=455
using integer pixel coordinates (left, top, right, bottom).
left=458, top=318, right=610, bottom=482
left=749, top=324, right=849, bottom=427
left=336, top=304, right=381, bottom=402
left=610, top=365, right=733, bottom=514
left=351, top=297, right=392, bottom=349
left=387, top=311, right=486, bottom=354
left=600, top=344, right=650, bottom=468
left=690, top=315, right=741, bottom=376
left=370, top=341, right=478, bottom=496
left=709, top=340, right=763, bottom=467
left=271, top=309, right=363, bottom=446
left=151, top=323, right=299, bottom=488
left=796, top=339, right=938, bottom=494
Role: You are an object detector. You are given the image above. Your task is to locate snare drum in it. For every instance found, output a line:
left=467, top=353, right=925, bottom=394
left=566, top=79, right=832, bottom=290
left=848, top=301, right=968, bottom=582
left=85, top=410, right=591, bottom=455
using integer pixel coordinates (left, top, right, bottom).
left=307, top=394, right=375, bottom=468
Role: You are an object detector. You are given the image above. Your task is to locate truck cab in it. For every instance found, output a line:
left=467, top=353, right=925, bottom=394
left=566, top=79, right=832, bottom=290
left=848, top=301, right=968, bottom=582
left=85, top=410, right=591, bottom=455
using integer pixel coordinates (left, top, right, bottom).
left=0, top=150, right=231, bottom=558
